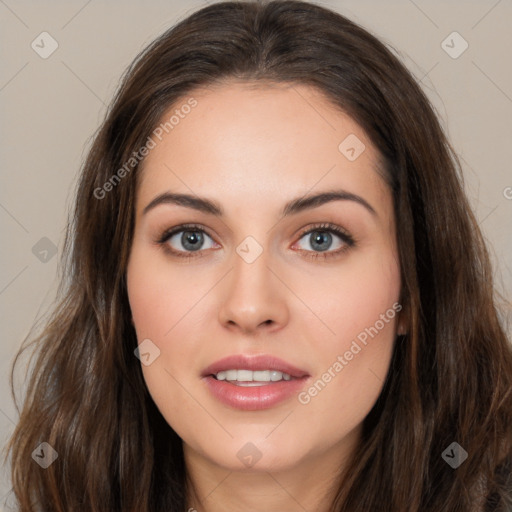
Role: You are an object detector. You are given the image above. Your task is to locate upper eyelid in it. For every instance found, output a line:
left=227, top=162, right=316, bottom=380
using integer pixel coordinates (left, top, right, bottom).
left=297, top=223, right=351, bottom=237
left=160, top=222, right=351, bottom=247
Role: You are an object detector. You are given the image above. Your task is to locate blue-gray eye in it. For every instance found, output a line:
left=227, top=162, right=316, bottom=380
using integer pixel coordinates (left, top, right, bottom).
left=166, top=229, right=216, bottom=253
left=296, top=229, right=346, bottom=253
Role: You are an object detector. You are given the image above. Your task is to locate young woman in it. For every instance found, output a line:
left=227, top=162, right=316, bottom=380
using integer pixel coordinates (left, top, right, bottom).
left=5, top=1, right=512, bottom=510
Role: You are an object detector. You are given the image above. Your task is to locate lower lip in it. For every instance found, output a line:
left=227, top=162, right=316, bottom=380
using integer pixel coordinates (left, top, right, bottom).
left=203, top=375, right=309, bottom=411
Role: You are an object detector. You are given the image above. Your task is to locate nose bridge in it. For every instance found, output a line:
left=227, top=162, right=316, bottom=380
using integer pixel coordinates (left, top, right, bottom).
left=232, top=237, right=271, bottom=293
left=217, top=236, right=288, bottom=331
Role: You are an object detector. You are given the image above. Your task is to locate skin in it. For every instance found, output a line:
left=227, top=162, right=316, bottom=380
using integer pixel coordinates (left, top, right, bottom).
left=126, top=80, right=404, bottom=511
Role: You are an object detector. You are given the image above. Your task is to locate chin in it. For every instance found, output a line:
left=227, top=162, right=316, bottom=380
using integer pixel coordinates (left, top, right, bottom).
left=185, top=435, right=304, bottom=473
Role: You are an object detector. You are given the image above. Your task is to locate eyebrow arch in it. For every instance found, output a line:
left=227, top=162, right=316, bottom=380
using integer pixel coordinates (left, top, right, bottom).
left=142, top=189, right=377, bottom=218
left=282, top=190, right=377, bottom=218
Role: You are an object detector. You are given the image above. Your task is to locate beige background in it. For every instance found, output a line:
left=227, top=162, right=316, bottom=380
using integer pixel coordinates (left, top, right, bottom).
left=1, top=0, right=511, bottom=506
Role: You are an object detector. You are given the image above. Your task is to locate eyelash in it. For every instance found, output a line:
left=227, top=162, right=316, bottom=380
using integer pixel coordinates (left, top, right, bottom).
left=155, top=222, right=356, bottom=261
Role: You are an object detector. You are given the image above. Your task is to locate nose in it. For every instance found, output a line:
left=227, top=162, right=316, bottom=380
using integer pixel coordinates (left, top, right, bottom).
left=217, top=246, right=289, bottom=334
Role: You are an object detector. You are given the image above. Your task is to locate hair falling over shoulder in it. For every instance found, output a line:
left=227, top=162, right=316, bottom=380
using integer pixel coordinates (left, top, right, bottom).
left=4, top=1, right=512, bottom=510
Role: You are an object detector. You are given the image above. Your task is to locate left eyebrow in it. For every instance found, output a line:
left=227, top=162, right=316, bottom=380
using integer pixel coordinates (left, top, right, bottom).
left=281, top=190, right=377, bottom=218
left=142, top=189, right=377, bottom=218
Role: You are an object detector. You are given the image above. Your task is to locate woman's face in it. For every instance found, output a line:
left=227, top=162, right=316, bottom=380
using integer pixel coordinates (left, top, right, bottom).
left=126, top=81, right=402, bottom=476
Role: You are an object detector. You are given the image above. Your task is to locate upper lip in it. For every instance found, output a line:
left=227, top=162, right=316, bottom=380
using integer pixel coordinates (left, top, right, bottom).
left=202, top=354, right=310, bottom=378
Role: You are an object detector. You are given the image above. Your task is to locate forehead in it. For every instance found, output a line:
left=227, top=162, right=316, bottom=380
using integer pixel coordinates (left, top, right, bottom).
left=136, top=80, right=390, bottom=221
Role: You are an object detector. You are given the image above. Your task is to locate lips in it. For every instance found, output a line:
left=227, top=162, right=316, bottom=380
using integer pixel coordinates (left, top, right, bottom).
left=201, top=354, right=310, bottom=379
left=201, top=354, right=311, bottom=411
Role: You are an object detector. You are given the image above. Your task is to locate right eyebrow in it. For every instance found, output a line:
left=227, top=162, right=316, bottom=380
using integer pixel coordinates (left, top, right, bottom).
left=142, top=192, right=223, bottom=217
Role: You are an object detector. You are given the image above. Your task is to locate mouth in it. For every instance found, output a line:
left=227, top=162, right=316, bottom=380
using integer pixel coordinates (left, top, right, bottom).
left=201, top=354, right=310, bottom=410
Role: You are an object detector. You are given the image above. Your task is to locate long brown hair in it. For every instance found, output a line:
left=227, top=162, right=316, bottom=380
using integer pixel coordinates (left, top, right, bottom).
left=5, top=1, right=512, bottom=510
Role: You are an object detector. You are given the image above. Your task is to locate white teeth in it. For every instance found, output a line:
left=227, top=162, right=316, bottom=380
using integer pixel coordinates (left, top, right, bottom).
left=226, top=370, right=237, bottom=380
left=237, top=369, right=253, bottom=381
left=214, top=369, right=293, bottom=382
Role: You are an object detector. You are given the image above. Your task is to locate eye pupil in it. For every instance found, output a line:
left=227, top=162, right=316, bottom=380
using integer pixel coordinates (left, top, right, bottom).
left=310, top=231, right=332, bottom=252
left=182, top=231, right=203, bottom=251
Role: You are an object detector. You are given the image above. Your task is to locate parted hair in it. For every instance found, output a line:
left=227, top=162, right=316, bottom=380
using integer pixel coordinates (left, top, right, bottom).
left=5, top=1, right=512, bottom=510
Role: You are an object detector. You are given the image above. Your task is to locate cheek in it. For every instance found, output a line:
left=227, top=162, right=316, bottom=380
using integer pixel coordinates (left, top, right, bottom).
left=292, top=248, right=401, bottom=347
left=126, top=248, right=201, bottom=338
left=126, top=254, right=196, bottom=425
left=294, top=251, right=400, bottom=421
left=126, top=247, right=210, bottom=407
